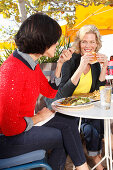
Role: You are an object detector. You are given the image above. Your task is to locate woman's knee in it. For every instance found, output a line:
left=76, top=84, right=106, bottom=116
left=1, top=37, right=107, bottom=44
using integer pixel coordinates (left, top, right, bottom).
left=28, top=126, right=63, bottom=147
left=81, top=124, right=92, bottom=141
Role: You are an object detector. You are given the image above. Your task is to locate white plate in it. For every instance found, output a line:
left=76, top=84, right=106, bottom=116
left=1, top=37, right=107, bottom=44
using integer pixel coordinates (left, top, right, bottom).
left=52, top=97, right=93, bottom=108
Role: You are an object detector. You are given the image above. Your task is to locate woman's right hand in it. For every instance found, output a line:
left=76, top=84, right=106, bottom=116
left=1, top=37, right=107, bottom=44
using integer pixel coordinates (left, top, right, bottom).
left=31, top=107, right=55, bottom=125
left=79, top=53, right=91, bottom=69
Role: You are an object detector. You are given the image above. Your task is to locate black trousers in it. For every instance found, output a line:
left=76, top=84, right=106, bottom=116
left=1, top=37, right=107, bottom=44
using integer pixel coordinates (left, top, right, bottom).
left=0, top=113, right=86, bottom=170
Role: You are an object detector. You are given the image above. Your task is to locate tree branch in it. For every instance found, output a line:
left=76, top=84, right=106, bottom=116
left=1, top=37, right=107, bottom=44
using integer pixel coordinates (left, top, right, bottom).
left=25, top=0, right=89, bottom=13
left=25, top=0, right=38, bottom=12
left=25, top=0, right=75, bottom=13
left=51, top=0, right=89, bottom=7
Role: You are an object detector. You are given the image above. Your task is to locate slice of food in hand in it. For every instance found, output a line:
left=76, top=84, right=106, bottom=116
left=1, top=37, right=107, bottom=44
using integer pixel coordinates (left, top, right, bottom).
left=90, top=52, right=97, bottom=64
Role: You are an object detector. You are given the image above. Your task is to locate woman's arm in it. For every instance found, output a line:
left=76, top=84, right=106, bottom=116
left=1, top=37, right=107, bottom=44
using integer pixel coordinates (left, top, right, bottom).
left=48, top=48, right=74, bottom=90
left=96, top=53, right=108, bottom=82
left=57, top=54, right=80, bottom=97
left=90, top=62, right=106, bottom=92
left=31, top=107, right=54, bottom=125
left=58, top=53, right=92, bottom=97
left=44, top=52, right=78, bottom=109
left=0, top=63, right=27, bottom=136
left=55, top=48, right=74, bottom=78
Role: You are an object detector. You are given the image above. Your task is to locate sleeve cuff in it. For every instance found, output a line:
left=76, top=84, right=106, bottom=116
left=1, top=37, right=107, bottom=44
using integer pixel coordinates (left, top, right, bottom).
left=24, top=117, right=33, bottom=131
left=50, top=71, right=61, bottom=86
left=55, top=77, right=61, bottom=86
left=59, top=79, right=76, bottom=97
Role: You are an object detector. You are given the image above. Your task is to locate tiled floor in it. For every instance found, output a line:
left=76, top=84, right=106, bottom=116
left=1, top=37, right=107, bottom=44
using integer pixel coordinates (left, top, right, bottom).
left=65, top=156, right=73, bottom=170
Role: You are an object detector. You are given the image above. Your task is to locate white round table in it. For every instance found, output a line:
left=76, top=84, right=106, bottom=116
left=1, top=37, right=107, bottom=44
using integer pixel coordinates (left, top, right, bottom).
left=52, top=96, right=113, bottom=170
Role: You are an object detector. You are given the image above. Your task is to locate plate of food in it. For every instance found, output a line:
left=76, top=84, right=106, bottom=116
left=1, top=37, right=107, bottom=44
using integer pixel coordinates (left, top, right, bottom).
left=73, top=90, right=100, bottom=101
left=52, top=96, right=93, bottom=108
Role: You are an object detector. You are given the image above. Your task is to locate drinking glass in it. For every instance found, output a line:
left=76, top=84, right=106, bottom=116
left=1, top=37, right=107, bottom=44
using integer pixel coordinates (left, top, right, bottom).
left=99, top=86, right=112, bottom=110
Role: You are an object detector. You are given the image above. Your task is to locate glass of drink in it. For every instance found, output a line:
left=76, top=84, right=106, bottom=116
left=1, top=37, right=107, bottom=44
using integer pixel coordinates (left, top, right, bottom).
left=99, top=86, right=112, bottom=110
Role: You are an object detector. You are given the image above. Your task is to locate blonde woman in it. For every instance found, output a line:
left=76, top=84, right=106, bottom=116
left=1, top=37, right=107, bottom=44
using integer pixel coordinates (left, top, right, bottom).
left=49, top=25, right=108, bottom=170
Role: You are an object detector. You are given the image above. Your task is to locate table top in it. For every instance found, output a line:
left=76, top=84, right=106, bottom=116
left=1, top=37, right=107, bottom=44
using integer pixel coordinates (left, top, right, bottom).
left=52, top=95, right=113, bottom=120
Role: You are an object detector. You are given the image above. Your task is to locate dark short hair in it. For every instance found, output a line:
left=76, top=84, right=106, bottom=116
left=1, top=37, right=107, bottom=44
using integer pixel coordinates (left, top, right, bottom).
left=15, top=13, right=62, bottom=54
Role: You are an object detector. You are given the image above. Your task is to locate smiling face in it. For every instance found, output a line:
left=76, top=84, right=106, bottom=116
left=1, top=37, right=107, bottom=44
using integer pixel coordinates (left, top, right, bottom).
left=80, top=33, right=98, bottom=55
left=43, top=42, right=59, bottom=58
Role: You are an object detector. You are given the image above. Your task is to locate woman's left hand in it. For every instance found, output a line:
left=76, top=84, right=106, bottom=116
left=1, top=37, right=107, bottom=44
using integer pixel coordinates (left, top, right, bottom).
left=96, top=53, right=108, bottom=68
left=57, top=47, right=75, bottom=64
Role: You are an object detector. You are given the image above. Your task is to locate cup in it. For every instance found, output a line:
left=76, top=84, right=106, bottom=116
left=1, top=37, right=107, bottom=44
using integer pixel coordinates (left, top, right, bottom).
left=99, top=86, right=112, bottom=110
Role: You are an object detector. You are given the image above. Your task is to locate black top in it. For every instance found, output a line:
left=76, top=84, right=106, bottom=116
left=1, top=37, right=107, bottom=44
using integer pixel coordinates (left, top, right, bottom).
left=58, top=53, right=106, bottom=98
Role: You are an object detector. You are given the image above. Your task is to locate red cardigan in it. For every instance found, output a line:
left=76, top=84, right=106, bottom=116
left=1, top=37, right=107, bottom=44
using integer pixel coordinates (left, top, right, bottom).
left=0, top=53, right=57, bottom=136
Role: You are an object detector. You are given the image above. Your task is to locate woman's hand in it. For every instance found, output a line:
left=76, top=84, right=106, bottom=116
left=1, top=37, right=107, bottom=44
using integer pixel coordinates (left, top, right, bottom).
left=96, top=53, right=108, bottom=68
left=97, top=53, right=108, bottom=81
left=57, top=47, right=74, bottom=64
left=55, top=47, right=74, bottom=78
left=31, top=107, right=55, bottom=125
left=80, top=53, right=91, bottom=69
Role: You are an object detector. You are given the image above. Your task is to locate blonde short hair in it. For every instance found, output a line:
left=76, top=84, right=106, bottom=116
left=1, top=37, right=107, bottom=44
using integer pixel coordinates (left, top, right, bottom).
left=73, top=25, right=102, bottom=54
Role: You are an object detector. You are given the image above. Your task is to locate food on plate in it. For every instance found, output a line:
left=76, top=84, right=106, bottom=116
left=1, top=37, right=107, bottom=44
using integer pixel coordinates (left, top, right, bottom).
left=90, top=90, right=100, bottom=100
left=90, top=52, right=97, bottom=64
left=72, top=90, right=100, bottom=101
left=59, top=97, right=90, bottom=106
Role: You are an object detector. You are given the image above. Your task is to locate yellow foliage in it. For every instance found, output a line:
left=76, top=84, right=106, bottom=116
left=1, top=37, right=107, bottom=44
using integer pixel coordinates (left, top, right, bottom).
left=0, top=41, right=16, bottom=50
left=48, top=5, right=51, bottom=10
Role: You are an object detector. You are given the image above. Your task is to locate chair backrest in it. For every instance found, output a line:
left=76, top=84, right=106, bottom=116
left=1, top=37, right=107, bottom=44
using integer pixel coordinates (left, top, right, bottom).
left=0, top=150, right=52, bottom=170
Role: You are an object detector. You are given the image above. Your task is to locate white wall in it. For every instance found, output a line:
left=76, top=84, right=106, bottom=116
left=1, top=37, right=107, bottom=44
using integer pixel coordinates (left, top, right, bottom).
left=99, top=34, right=113, bottom=60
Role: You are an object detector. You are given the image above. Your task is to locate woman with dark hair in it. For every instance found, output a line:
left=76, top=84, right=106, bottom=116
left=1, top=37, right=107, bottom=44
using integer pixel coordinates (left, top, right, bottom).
left=0, top=13, right=89, bottom=170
